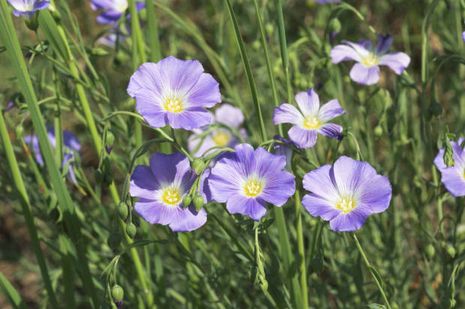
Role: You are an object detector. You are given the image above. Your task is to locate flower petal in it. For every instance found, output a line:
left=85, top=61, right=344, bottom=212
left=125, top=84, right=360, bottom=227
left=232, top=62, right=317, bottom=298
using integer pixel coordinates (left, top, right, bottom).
left=130, top=166, right=158, bottom=199
left=302, top=194, right=340, bottom=221
left=226, top=195, right=267, bottom=221
left=288, top=126, right=318, bottom=149
left=273, top=103, right=303, bottom=125
left=168, top=207, right=207, bottom=232
left=379, top=52, right=410, bottom=75
left=215, top=104, right=244, bottom=128
left=149, top=153, right=185, bottom=186
left=329, top=207, right=369, bottom=232
left=350, top=63, right=380, bottom=85
left=330, top=44, right=363, bottom=63
left=187, top=73, right=221, bottom=108
left=303, top=164, right=339, bottom=202
left=332, top=156, right=378, bottom=196
left=166, top=108, right=212, bottom=130
left=135, top=200, right=179, bottom=225
left=440, top=168, right=465, bottom=197
left=295, top=89, right=320, bottom=116
left=358, top=175, right=392, bottom=213
left=318, top=123, right=343, bottom=139
left=318, top=99, right=345, bottom=122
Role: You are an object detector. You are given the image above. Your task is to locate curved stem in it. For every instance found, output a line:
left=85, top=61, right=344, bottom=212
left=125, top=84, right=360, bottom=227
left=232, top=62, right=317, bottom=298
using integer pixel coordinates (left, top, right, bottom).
left=353, top=234, right=392, bottom=309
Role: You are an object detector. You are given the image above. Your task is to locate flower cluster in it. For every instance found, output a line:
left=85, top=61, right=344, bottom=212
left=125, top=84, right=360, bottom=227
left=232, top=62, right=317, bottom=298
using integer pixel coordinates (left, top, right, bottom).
left=126, top=54, right=394, bottom=233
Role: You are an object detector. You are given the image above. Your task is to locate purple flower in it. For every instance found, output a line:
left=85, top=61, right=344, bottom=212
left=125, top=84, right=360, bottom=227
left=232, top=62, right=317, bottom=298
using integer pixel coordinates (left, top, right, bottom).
left=7, top=0, right=49, bottom=16
left=273, top=89, right=345, bottom=149
left=188, top=104, right=245, bottom=157
left=127, top=56, right=222, bottom=130
left=462, top=31, right=465, bottom=43
left=208, top=144, right=295, bottom=221
left=302, top=156, right=392, bottom=232
left=130, top=152, right=207, bottom=232
left=25, top=128, right=81, bottom=183
left=91, top=0, right=144, bottom=25
left=331, top=35, right=411, bottom=85
left=434, top=138, right=465, bottom=197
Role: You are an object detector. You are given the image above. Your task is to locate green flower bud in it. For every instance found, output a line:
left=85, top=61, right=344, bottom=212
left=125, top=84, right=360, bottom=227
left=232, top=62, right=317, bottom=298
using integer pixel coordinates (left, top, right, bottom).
left=328, top=18, right=341, bottom=34
left=193, top=194, right=204, bottom=212
left=118, top=202, right=129, bottom=221
left=192, top=159, right=206, bottom=175
left=111, top=285, right=124, bottom=302
left=425, top=244, right=435, bottom=259
left=106, top=131, right=115, bottom=147
left=91, top=47, right=109, bottom=57
left=183, top=194, right=192, bottom=207
left=444, top=140, right=455, bottom=167
left=446, top=245, right=456, bottom=259
left=374, top=126, right=383, bottom=137
left=126, top=223, right=137, bottom=239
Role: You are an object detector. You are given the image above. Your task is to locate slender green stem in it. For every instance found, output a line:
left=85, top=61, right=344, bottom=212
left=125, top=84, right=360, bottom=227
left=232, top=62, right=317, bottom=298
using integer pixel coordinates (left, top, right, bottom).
left=353, top=234, right=391, bottom=309
left=273, top=0, right=292, bottom=103
left=0, top=111, right=58, bottom=308
left=295, top=190, right=308, bottom=308
left=0, top=5, right=98, bottom=306
left=146, top=0, right=162, bottom=61
left=252, top=0, right=282, bottom=136
left=225, top=0, right=267, bottom=141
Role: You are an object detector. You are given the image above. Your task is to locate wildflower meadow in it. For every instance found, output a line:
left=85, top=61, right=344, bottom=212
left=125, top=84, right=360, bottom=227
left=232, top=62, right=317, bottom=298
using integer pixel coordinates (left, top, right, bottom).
left=1, top=0, right=465, bottom=308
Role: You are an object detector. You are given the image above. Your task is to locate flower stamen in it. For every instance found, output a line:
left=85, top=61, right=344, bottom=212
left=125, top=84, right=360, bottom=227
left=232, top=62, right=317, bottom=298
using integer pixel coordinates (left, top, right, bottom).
left=360, top=53, right=380, bottom=67
left=161, top=186, right=182, bottom=206
left=303, top=116, right=322, bottom=130
left=163, top=97, right=184, bottom=113
left=211, top=130, right=231, bottom=147
left=243, top=177, right=265, bottom=198
left=335, top=196, right=357, bottom=214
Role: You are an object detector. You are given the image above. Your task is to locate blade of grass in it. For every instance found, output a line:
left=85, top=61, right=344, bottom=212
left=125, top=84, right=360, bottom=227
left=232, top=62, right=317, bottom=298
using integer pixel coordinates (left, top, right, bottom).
left=0, top=272, right=25, bottom=309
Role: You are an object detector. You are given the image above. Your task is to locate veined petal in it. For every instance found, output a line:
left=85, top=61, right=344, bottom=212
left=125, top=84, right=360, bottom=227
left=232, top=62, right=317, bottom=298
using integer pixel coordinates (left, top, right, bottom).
left=215, top=104, right=244, bottom=128
left=329, top=207, right=370, bottom=232
left=288, top=126, right=318, bottom=149
left=318, top=123, right=343, bottom=139
left=166, top=108, right=212, bottom=130
left=332, top=156, right=378, bottom=196
left=226, top=195, right=267, bottom=221
left=330, top=44, right=363, bottom=63
left=149, top=153, right=185, bottom=186
left=318, top=99, right=345, bottom=122
left=302, top=194, right=340, bottom=221
left=350, top=63, right=380, bottom=85
left=130, top=166, right=158, bottom=199
left=295, top=89, right=320, bottom=116
left=379, top=52, right=411, bottom=75
left=303, top=164, right=339, bottom=202
left=273, top=103, right=303, bottom=125
left=168, top=207, right=207, bottom=232
left=134, top=200, right=179, bottom=225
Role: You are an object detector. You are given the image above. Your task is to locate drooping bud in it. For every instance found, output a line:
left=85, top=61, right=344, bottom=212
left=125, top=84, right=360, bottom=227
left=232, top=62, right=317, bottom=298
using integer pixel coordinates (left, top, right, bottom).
left=328, top=18, right=341, bottom=34
left=443, top=135, right=455, bottom=167
left=111, top=285, right=124, bottom=302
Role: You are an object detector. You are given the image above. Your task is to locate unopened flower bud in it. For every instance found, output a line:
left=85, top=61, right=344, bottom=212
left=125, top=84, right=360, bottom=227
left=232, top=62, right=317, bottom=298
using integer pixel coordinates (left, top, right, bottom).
left=193, top=194, right=204, bottom=211
left=192, top=159, right=206, bottom=175
left=126, top=223, right=136, bottom=239
left=111, top=285, right=124, bottom=302
left=183, top=194, right=192, bottom=207
left=374, top=126, right=383, bottom=137
left=329, top=18, right=341, bottom=34
left=425, top=244, right=435, bottom=259
left=118, top=202, right=129, bottom=221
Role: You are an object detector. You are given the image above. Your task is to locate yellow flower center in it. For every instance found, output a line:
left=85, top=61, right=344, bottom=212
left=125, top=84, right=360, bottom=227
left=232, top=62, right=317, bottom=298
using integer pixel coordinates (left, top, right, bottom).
left=161, top=187, right=182, bottom=206
left=163, top=97, right=184, bottom=113
left=243, top=177, right=264, bottom=198
left=303, top=116, right=322, bottom=130
left=335, top=196, right=357, bottom=214
left=361, top=53, right=380, bottom=67
left=211, top=130, right=231, bottom=147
